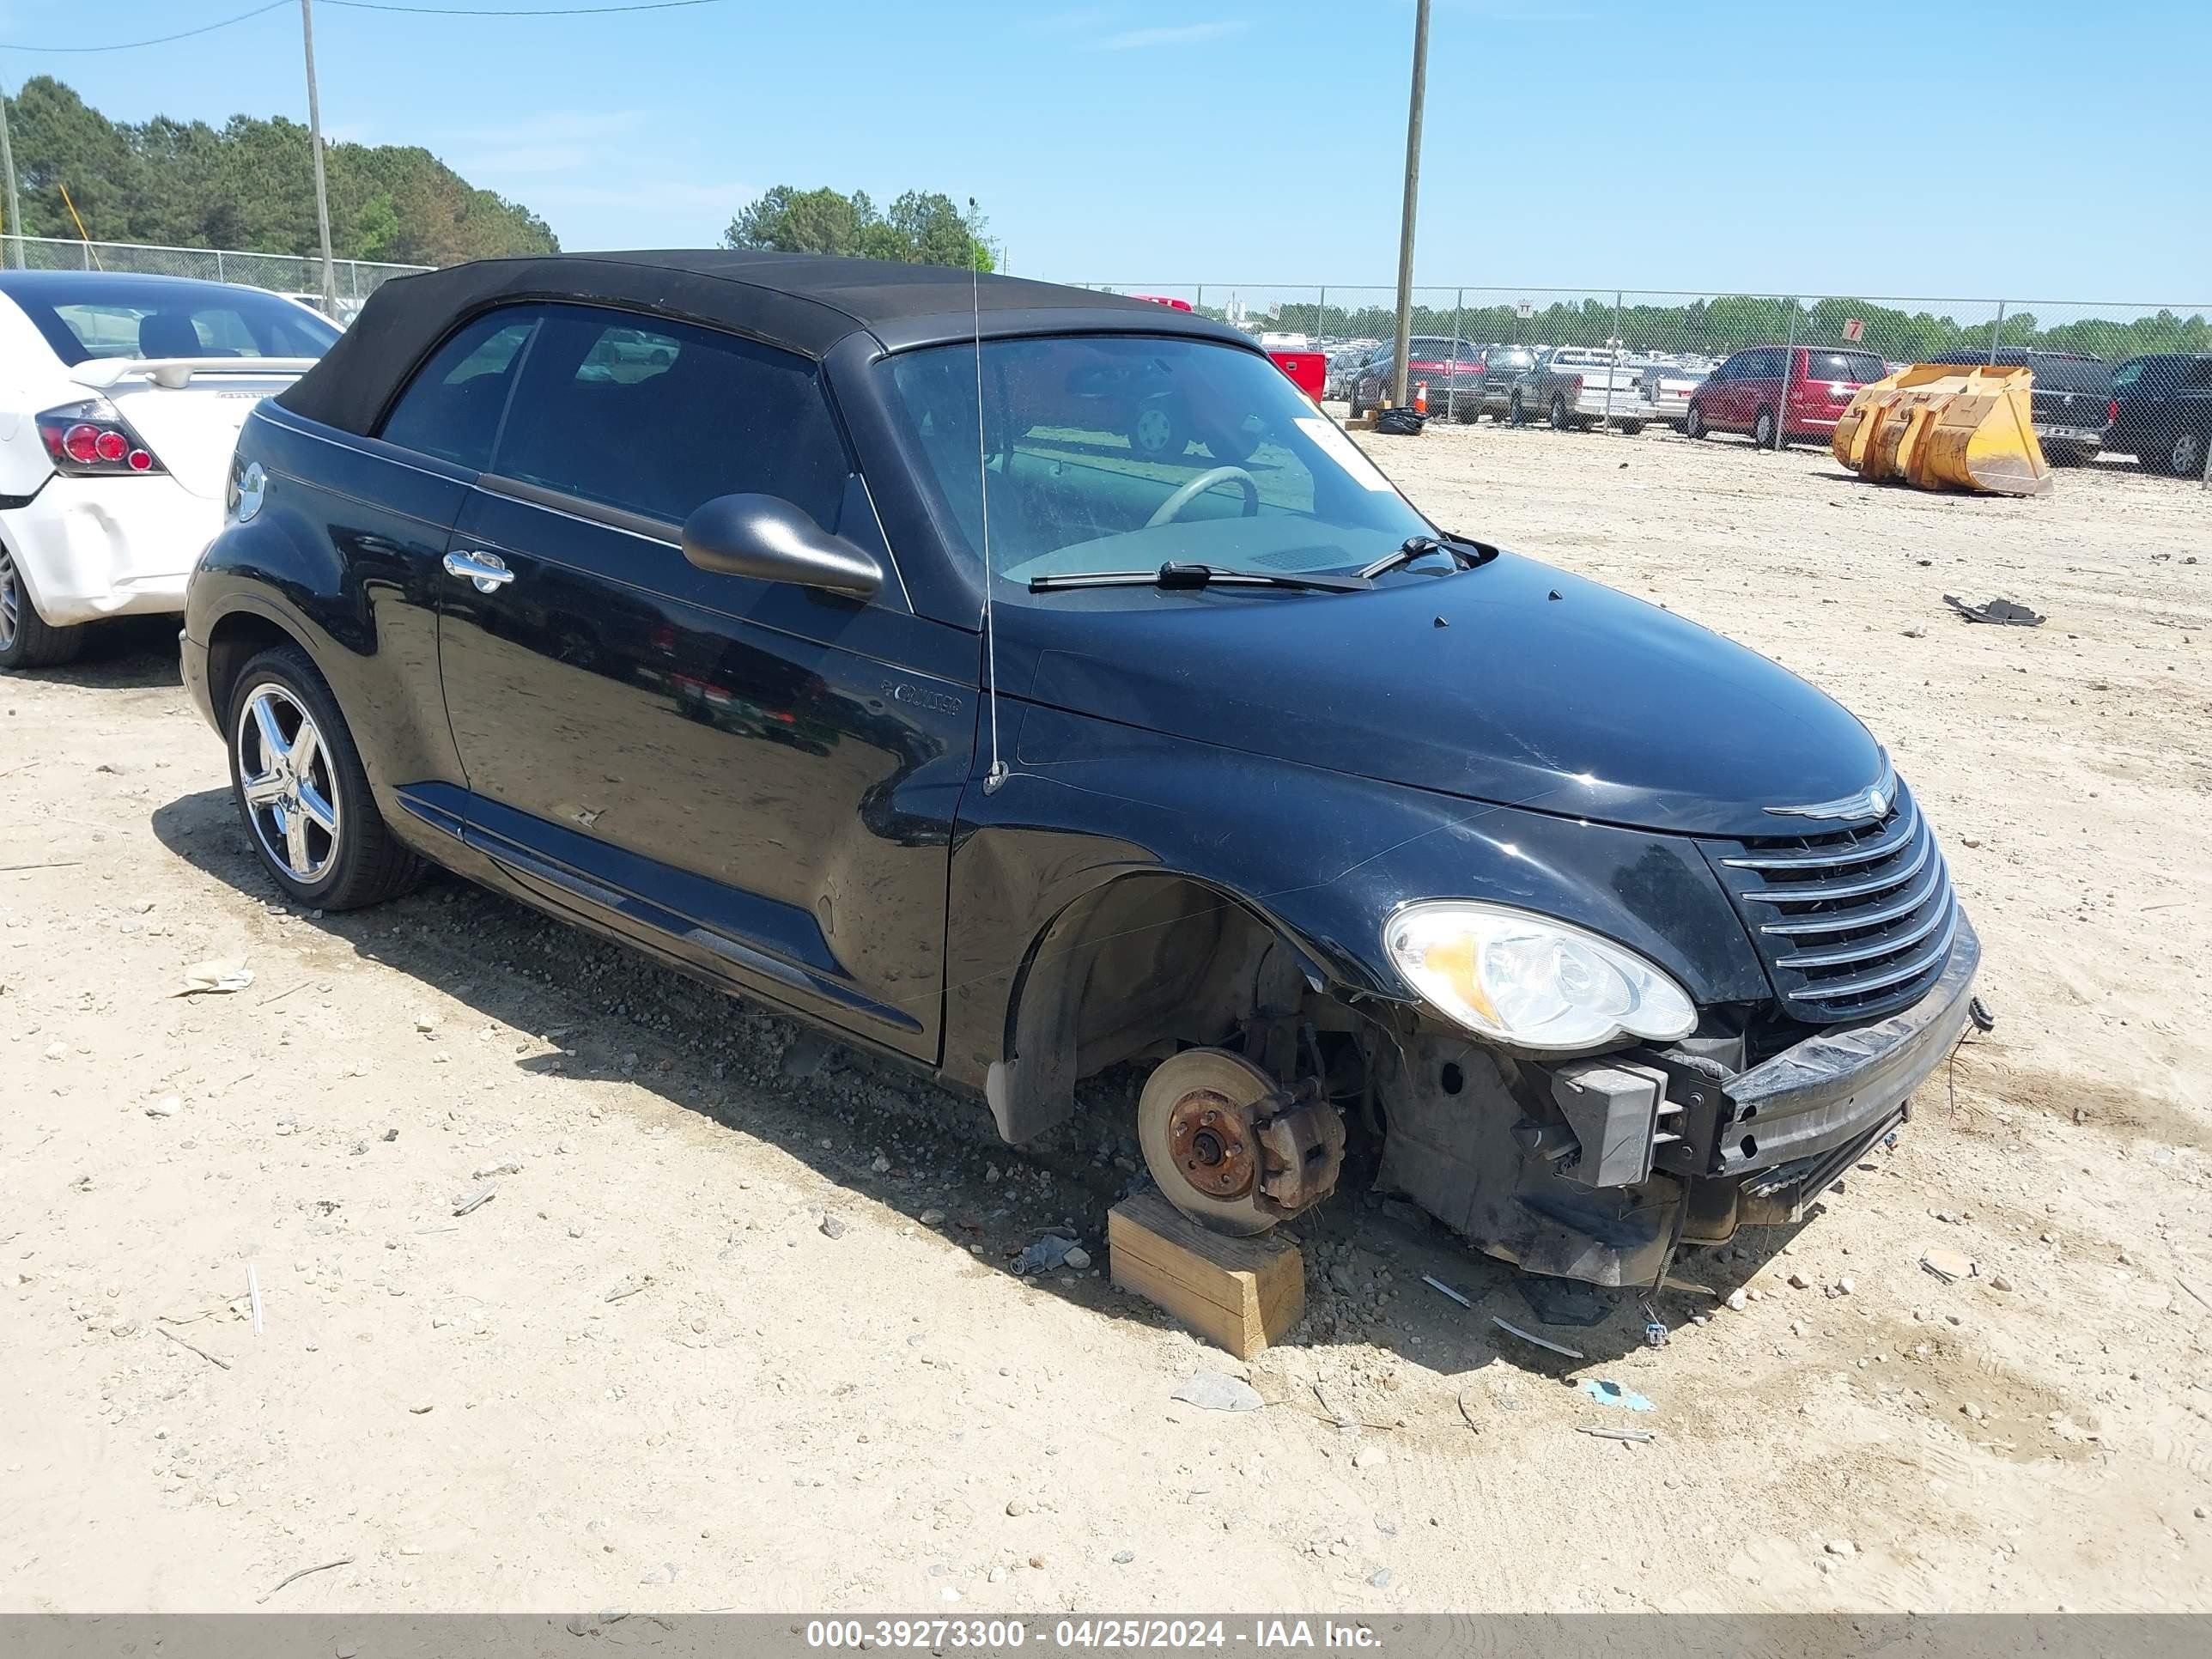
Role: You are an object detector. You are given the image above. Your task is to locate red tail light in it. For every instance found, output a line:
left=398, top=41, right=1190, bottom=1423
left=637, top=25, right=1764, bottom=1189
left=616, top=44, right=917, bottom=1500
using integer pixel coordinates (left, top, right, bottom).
left=36, top=398, right=165, bottom=477
left=2108, top=398, right=2119, bottom=424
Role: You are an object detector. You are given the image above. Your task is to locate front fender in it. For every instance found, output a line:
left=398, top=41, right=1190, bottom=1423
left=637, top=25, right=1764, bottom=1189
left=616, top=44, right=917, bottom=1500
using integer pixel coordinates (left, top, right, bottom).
left=940, top=702, right=1771, bottom=1097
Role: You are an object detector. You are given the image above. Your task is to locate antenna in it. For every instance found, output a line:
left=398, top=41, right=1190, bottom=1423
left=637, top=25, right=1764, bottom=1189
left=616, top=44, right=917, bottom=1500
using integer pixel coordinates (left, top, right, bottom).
left=973, top=198, right=1009, bottom=796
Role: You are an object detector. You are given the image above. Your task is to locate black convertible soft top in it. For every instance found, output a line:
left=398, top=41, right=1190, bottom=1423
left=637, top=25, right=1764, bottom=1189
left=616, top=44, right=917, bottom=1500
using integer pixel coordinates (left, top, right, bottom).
left=278, top=250, right=1249, bottom=438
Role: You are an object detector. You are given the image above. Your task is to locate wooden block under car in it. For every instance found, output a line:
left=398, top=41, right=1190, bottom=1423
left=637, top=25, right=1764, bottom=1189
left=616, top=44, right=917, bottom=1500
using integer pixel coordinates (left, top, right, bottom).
left=1109, top=1189, right=1304, bottom=1360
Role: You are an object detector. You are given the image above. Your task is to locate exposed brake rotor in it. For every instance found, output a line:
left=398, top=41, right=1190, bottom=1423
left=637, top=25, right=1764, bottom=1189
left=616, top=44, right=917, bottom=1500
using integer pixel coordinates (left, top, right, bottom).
left=1166, top=1087, right=1260, bottom=1201
left=1140, top=1048, right=1348, bottom=1235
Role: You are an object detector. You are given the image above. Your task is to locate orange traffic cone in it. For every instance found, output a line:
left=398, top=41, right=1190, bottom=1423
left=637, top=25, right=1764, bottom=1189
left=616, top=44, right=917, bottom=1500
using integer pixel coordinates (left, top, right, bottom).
left=1414, top=380, right=1430, bottom=416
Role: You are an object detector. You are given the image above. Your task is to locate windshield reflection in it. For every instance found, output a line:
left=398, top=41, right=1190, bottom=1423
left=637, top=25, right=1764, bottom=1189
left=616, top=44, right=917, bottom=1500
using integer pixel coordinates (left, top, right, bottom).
left=884, top=335, right=1435, bottom=590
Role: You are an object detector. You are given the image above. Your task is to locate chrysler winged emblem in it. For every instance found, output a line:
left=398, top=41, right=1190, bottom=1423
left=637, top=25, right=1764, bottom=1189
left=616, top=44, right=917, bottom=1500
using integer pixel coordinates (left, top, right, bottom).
left=1766, top=762, right=1894, bottom=823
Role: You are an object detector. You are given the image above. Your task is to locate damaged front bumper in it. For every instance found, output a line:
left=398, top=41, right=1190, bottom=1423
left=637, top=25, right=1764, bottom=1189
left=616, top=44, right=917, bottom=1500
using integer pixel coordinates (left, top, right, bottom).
left=1709, top=909, right=1981, bottom=1218
left=1378, top=910, right=1982, bottom=1286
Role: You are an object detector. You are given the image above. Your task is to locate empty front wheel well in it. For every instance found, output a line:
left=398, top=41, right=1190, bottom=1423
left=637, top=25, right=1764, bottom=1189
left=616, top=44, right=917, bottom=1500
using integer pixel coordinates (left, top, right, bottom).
left=988, top=874, right=1312, bottom=1144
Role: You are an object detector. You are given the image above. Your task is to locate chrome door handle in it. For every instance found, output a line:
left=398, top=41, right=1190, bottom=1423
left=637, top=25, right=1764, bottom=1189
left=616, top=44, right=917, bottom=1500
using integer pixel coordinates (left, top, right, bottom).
left=443, top=550, right=515, bottom=592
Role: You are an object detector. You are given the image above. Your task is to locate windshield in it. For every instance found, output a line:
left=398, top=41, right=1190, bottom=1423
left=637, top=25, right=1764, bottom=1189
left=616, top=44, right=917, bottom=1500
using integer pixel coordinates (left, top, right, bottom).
left=883, top=335, right=1435, bottom=587
left=6, top=276, right=339, bottom=365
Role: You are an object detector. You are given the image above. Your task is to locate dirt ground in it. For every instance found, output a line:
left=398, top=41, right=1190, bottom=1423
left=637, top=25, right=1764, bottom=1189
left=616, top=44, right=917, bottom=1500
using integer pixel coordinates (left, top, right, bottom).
left=4, top=422, right=2209, bottom=1615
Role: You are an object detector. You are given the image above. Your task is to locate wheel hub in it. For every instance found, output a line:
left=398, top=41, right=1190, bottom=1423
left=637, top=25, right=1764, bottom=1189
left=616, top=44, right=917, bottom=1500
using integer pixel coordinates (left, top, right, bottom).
left=1166, top=1088, right=1258, bottom=1200
left=236, top=682, right=340, bottom=884
left=0, top=552, right=18, bottom=652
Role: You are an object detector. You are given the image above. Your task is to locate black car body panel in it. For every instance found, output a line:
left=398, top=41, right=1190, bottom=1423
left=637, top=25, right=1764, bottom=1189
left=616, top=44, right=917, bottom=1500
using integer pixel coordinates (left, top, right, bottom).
left=939, top=703, right=1774, bottom=1091
left=185, top=250, right=1978, bottom=1291
left=184, top=408, right=475, bottom=806
left=432, top=480, right=975, bottom=1058
left=993, top=554, right=1886, bottom=840
left=2105, top=353, right=2212, bottom=475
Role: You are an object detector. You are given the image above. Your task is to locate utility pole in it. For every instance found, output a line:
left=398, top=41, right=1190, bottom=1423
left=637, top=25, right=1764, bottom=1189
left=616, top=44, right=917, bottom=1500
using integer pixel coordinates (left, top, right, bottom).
left=0, top=78, right=24, bottom=271
left=301, top=0, right=339, bottom=317
left=1389, top=0, right=1431, bottom=409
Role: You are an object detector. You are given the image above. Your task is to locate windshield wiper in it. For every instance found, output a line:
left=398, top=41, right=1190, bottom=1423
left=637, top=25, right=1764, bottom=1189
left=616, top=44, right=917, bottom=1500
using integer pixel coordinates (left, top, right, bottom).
left=1357, top=532, right=1498, bottom=581
left=1028, top=562, right=1372, bottom=594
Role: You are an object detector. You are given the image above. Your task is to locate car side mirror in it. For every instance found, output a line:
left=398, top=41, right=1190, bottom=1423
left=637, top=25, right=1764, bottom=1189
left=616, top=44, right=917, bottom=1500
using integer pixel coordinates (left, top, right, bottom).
left=680, top=494, right=884, bottom=599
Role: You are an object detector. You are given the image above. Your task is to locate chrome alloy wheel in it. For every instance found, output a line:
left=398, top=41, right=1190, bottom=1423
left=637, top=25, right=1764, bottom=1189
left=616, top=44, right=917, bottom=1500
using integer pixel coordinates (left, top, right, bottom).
left=235, top=681, right=342, bottom=884
left=0, top=549, right=21, bottom=653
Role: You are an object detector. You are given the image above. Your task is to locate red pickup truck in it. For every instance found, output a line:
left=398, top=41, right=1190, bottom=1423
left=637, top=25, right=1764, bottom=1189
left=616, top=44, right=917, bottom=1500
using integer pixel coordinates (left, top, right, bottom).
left=1131, top=295, right=1323, bottom=402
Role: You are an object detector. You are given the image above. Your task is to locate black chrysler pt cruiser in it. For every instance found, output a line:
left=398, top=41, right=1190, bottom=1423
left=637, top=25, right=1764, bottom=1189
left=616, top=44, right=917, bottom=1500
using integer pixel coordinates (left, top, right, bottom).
left=183, top=252, right=1979, bottom=1288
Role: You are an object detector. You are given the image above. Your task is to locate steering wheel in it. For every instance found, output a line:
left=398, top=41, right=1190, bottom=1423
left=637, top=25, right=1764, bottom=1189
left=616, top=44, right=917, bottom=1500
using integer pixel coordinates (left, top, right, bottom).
left=1146, top=465, right=1261, bottom=528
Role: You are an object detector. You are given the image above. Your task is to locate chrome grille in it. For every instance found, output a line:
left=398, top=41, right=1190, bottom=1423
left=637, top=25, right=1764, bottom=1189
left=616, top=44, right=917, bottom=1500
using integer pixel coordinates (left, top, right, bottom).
left=1703, top=777, right=1959, bottom=1024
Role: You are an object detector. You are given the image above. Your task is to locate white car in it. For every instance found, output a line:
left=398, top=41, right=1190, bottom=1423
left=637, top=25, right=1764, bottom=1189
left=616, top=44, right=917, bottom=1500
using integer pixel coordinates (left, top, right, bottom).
left=0, top=271, right=337, bottom=669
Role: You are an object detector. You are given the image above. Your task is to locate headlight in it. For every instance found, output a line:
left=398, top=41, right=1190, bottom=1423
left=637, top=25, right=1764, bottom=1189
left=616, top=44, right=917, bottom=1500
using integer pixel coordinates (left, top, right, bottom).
left=1383, top=900, right=1697, bottom=1051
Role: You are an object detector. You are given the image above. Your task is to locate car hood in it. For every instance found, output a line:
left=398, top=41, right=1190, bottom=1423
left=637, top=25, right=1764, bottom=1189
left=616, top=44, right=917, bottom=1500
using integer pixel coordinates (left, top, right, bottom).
left=1000, top=550, right=1886, bottom=838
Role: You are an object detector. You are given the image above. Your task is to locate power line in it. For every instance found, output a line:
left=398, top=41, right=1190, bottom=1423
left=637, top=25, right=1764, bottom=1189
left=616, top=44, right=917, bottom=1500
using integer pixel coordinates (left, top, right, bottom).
left=0, top=0, right=727, bottom=53
left=324, top=1, right=730, bottom=13
left=0, top=2, right=291, bottom=53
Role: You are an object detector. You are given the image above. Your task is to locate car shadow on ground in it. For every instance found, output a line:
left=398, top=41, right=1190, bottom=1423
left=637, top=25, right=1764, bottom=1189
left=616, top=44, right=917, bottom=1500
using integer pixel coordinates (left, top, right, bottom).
left=149, top=781, right=1806, bottom=1377
left=9, top=618, right=181, bottom=690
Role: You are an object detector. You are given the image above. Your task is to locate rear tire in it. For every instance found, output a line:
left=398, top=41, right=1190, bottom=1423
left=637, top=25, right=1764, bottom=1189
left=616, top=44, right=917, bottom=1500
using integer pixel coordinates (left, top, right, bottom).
left=225, top=644, right=424, bottom=912
left=1549, top=394, right=1572, bottom=431
left=1508, top=393, right=1526, bottom=427
left=1685, top=403, right=1708, bottom=441
left=1346, top=383, right=1364, bottom=421
left=0, top=547, right=87, bottom=672
left=1619, top=420, right=1646, bottom=435
left=1753, top=406, right=1778, bottom=450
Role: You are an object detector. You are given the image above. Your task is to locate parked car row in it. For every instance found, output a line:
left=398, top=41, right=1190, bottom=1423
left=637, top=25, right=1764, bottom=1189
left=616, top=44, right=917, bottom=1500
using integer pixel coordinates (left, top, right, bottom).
left=1318, top=329, right=2210, bottom=476
left=1335, top=340, right=1682, bottom=431
left=1686, top=343, right=2212, bottom=473
left=7, top=251, right=1987, bottom=1302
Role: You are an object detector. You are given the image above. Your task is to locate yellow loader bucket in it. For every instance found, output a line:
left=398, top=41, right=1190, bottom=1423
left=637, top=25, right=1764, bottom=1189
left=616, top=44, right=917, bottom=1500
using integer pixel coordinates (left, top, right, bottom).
left=1832, top=363, right=2051, bottom=496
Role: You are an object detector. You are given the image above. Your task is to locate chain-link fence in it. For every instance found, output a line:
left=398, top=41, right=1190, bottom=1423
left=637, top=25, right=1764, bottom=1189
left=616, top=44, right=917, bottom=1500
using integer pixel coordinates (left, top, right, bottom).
left=1075, top=282, right=2212, bottom=366
left=1074, top=283, right=2212, bottom=477
left=1, top=234, right=430, bottom=320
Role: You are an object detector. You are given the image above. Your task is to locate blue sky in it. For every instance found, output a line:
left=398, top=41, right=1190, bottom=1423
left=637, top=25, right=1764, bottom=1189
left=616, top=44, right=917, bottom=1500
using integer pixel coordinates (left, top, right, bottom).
left=3, top=0, right=2207, bottom=301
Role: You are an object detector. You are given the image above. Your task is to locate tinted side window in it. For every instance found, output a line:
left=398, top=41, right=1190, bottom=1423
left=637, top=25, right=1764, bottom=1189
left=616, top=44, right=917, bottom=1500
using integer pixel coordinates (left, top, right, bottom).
left=379, top=310, right=538, bottom=471
left=492, top=306, right=848, bottom=529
